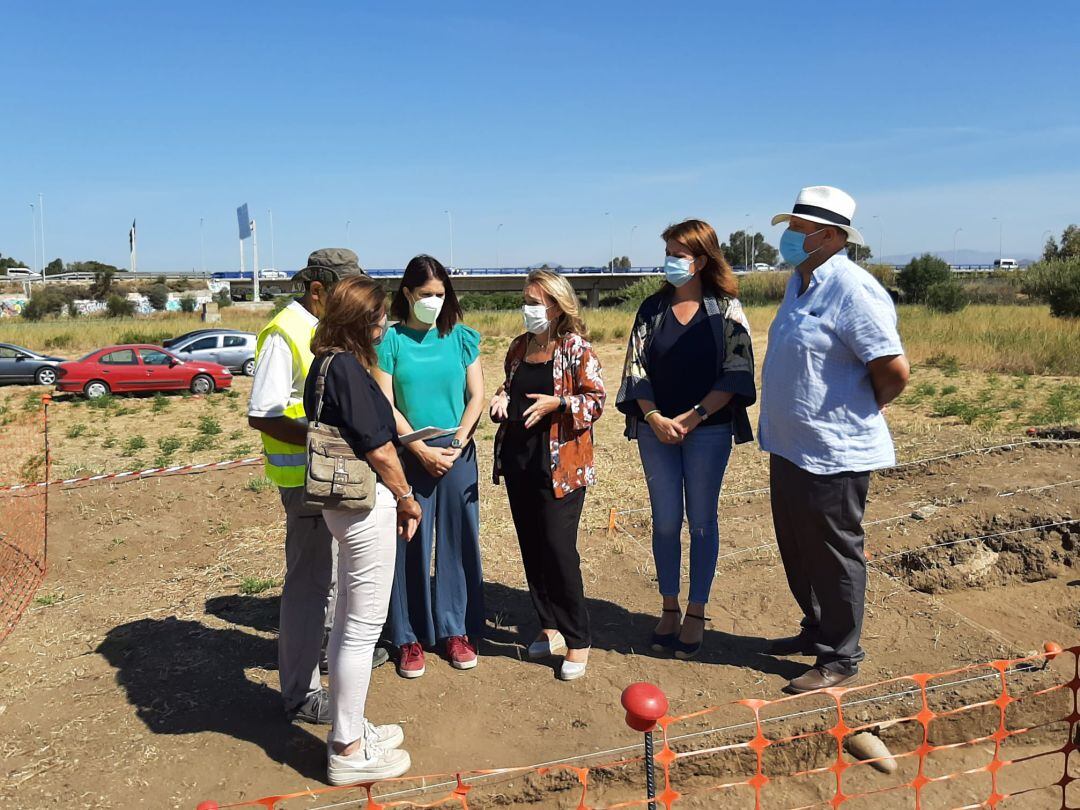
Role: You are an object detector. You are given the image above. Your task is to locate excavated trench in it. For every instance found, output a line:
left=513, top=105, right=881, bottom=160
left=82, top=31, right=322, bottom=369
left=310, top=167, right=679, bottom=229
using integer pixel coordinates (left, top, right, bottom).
left=876, top=514, right=1079, bottom=594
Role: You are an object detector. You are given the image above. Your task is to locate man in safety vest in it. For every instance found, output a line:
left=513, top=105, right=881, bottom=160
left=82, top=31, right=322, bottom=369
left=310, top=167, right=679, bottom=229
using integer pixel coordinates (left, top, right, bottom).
left=248, top=247, right=385, bottom=725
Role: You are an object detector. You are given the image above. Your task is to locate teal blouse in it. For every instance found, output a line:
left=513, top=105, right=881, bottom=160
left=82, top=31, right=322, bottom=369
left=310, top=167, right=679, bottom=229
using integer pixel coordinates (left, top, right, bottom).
left=377, top=323, right=481, bottom=430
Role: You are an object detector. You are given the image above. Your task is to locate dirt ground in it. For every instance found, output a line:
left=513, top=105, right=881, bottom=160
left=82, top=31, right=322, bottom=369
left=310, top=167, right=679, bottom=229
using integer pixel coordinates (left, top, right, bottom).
left=1, top=337, right=1078, bottom=809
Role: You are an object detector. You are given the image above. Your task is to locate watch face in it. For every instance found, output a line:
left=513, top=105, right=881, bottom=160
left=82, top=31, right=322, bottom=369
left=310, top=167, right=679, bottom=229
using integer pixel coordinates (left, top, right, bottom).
left=451, top=439, right=462, bottom=448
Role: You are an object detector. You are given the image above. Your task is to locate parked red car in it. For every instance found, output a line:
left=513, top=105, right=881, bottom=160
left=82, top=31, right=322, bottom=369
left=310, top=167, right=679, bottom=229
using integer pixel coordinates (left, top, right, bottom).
left=56, top=344, right=233, bottom=398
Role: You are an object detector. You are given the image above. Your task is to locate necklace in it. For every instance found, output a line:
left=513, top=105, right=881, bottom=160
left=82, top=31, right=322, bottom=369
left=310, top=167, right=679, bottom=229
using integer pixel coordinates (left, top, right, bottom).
left=529, top=333, right=554, bottom=351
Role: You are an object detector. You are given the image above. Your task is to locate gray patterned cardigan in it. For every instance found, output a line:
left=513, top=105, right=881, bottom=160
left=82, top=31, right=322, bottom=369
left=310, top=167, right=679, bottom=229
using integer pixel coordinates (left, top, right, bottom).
left=614, top=287, right=756, bottom=443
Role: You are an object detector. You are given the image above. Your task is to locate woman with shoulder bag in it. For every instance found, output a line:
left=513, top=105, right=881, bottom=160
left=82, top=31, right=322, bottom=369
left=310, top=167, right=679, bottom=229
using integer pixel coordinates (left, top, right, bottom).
left=302, top=275, right=422, bottom=786
left=615, top=220, right=756, bottom=661
left=490, top=270, right=605, bottom=681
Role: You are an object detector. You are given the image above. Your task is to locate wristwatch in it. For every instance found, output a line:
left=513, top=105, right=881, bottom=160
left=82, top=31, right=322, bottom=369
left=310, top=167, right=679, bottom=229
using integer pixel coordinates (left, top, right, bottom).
left=692, top=402, right=710, bottom=421
left=450, top=438, right=463, bottom=449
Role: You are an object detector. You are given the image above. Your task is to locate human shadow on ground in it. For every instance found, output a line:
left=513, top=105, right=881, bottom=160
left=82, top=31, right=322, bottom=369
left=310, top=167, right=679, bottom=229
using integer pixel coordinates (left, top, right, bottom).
left=481, top=581, right=805, bottom=680
left=96, top=615, right=325, bottom=780
left=205, top=593, right=280, bottom=633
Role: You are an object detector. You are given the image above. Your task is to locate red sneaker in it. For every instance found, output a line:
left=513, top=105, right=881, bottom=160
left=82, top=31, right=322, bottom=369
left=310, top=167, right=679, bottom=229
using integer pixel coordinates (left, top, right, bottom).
left=446, top=635, right=478, bottom=670
left=397, top=642, right=425, bottom=679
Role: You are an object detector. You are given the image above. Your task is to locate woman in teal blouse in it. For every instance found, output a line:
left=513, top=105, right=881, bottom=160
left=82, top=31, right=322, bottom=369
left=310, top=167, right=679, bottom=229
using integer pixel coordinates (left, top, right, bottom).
left=375, top=255, right=486, bottom=678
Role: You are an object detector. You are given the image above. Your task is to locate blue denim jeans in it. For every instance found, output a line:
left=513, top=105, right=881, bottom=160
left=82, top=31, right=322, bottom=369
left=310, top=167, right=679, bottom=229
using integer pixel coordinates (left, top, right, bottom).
left=637, top=423, right=733, bottom=605
left=384, top=436, right=484, bottom=648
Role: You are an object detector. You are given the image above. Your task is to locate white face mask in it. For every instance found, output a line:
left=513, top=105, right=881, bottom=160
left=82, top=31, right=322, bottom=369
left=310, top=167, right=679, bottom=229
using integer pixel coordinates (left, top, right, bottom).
left=412, top=295, right=443, bottom=325
left=522, top=303, right=550, bottom=334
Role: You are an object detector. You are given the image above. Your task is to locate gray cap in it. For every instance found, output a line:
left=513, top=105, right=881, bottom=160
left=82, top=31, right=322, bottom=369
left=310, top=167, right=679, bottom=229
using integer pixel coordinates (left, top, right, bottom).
left=301, top=247, right=365, bottom=280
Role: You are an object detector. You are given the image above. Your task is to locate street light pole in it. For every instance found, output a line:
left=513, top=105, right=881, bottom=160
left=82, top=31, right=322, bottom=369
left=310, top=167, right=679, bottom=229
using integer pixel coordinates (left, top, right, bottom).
left=992, top=217, right=1003, bottom=263
left=495, top=223, right=503, bottom=271
left=953, top=227, right=963, bottom=268
left=444, top=210, right=454, bottom=270
left=30, top=203, right=38, bottom=275
left=604, top=212, right=613, bottom=272
left=38, top=193, right=46, bottom=276
left=630, top=225, right=638, bottom=267
left=346, top=220, right=351, bottom=249
left=268, top=208, right=276, bottom=272
left=200, top=217, right=206, bottom=275
left=744, top=213, right=750, bottom=269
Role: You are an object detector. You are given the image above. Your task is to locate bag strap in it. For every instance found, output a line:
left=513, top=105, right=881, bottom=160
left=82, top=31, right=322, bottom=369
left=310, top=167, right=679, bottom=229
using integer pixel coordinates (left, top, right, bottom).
left=312, top=352, right=337, bottom=424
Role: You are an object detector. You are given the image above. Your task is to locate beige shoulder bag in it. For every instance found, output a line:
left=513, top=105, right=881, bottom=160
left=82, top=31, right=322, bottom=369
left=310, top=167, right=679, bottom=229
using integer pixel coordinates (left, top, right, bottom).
left=303, top=353, right=378, bottom=512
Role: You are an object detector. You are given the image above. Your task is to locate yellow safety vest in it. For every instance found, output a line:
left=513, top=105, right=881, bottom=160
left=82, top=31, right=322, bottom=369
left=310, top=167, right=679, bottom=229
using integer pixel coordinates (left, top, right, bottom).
left=255, top=304, right=316, bottom=488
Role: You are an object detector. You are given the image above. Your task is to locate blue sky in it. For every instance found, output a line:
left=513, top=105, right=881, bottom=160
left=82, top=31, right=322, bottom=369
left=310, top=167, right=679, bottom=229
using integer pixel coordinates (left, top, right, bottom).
left=1, top=1, right=1077, bottom=271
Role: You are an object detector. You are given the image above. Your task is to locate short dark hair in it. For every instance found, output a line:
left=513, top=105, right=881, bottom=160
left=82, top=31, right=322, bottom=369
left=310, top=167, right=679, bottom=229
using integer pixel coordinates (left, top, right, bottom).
left=390, top=255, right=463, bottom=336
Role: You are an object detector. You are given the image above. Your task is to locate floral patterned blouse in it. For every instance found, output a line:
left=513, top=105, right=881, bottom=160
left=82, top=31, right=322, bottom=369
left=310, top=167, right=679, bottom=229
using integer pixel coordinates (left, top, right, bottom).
left=493, top=332, right=606, bottom=497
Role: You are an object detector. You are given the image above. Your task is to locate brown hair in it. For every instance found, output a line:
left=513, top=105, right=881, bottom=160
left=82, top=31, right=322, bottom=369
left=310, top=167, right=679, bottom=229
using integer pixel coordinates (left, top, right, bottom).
left=310, top=275, right=387, bottom=369
left=661, top=219, right=738, bottom=298
left=526, top=269, right=589, bottom=339
left=390, top=254, right=463, bottom=337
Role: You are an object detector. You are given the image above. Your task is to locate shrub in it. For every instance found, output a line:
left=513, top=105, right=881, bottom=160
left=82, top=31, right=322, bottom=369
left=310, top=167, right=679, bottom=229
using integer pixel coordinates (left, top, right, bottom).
left=214, top=289, right=233, bottom=308
left=737, top=272, right=789, bottom=305
left=44, top=333, right=74, bottom=350
left=106, top=295, right=135, bottom=318
left=179, top=295, right=197, bottom=313
left=926, top=281, right=968, bottom=313
left=270, top=295, right=293, bottom=315
left=1022, top=258, right=1080, bottom=318
left=864, top=263, right=896, bottom=289
left=898, top=253, right=952, bottom=303
left=198, top=415, right=222, bottom=436
left=608, top=277, right=664, bottom=310
left=146, top=283, right=170, bottom=311
left=118, top=329, right=170, bottom=345
left=21, top=286, right=76, bottom=320
left=459, top=291, right=526, bottom=311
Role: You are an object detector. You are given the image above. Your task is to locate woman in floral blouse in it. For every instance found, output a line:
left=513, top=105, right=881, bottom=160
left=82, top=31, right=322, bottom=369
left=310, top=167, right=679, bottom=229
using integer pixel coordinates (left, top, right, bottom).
left=491, top=269, right=605, bottom=681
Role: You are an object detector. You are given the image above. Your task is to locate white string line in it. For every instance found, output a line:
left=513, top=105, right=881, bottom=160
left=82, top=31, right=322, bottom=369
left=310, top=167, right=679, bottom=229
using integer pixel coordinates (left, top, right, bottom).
left=303, top=661, right=1055, bottom=810
left=610, top=438, right=1080, bottom=518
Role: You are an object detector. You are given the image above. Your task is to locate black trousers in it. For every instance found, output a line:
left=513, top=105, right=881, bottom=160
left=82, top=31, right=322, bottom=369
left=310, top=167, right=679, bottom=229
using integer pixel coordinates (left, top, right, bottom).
left=769, top=454, right=870, bottom=675
left=504, top=476, right=591, bottom=649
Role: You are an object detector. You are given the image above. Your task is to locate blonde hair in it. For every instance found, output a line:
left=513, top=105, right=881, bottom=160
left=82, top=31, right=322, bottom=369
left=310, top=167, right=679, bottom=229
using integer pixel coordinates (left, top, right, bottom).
left=526, top=269, right=588, bottom=339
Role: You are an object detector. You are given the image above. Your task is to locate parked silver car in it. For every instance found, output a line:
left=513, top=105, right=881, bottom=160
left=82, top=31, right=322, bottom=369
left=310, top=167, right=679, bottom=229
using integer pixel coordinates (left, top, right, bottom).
left=169, top=330, right=257, bottom=375
left=0, top=343, right=67, bottom=386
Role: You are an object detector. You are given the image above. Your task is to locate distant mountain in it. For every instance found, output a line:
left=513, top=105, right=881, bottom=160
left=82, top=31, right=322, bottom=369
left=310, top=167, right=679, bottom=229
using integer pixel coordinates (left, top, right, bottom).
left=879, top=249, right=1037, bottom=266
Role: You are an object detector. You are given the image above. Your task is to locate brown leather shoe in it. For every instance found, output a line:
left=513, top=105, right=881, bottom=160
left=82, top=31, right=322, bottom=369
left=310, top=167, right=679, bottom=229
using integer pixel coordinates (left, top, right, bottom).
left=783, top=666, right=858, bottom=694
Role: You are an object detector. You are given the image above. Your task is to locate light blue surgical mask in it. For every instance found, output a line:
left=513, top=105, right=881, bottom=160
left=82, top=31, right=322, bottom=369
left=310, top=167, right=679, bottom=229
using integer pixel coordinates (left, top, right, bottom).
left=779, top=227, right=825, bottom=267
left=663, top=256, right=695, bottom=287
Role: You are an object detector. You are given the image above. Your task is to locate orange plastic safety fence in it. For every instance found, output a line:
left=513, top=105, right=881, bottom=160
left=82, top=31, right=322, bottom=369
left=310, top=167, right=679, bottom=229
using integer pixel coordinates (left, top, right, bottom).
left=0, top=395, right=49, bottom=645
left=199, top=644, right=1078, bottom=810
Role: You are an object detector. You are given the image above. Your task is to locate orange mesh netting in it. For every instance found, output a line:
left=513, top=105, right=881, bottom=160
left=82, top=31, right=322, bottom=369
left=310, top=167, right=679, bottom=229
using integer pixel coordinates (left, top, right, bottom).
left=197, top=643, right=1078, bottom=810
left=0, top=395, right=49, bottom=645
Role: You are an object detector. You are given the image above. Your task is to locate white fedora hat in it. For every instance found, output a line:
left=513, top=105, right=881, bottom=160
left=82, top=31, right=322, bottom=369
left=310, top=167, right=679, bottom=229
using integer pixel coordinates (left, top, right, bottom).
left=771, top=185, right=865, bottom=246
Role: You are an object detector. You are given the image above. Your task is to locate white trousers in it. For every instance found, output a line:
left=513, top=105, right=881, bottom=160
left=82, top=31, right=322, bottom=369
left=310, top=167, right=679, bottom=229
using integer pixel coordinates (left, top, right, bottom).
left=322, top=484, right=397, bottom=747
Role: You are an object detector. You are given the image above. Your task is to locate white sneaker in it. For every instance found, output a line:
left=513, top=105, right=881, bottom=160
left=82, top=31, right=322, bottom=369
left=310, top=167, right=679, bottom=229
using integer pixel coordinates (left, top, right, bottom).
left=559, top=657, right=588, bottom=681
left=527, top=631, right=567, bottom=659
left=326, top=721, right=405, bottom=756
left=327, top=740, right=411, bottom=786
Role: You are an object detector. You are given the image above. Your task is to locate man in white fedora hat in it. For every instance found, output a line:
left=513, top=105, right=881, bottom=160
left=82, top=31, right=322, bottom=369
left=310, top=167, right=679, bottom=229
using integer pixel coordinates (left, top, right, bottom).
left=758, top=186, right=909, bottom=694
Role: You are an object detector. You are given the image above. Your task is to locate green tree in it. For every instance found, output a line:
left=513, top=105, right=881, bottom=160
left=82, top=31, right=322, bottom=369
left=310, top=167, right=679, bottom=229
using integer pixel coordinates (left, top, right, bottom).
left=45, top=258, right=64, bottom=277
left=606, top=256, right=631, bottom=270
left=1043, top=235, right=1060, bottom=262
left=105, top=294, right=135, bottom=318
left=848, top=244, right=874, bottom=263
left=88, top=267, right=117, bottom=300
left=1060, top=224, right=1080, bottom=259
left=146, top=283, right=170, bottom=311
left=898, top=253, right=952, bottom=303
left=22, top=286, right=76, bottom=320
left=0, top=254, right=29, bottom=270
left=179, top=295, right=197, bottom=313
left=722, top=231, right=778, bottom=267
left=1023, top=258, right=1080, bottom=318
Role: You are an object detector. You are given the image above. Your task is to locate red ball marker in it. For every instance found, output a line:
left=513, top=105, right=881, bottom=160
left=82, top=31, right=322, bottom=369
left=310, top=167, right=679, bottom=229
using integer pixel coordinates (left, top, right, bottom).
left=621, top=682, right=669, bottom=732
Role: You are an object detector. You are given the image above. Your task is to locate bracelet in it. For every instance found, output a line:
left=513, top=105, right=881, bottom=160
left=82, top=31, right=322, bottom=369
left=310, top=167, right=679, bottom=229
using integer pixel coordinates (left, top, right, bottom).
left=396, top=486, right=415, bottom=502
left=559, top=396, right=567, bottom=412
left=642, top=409, right=660, bottom=422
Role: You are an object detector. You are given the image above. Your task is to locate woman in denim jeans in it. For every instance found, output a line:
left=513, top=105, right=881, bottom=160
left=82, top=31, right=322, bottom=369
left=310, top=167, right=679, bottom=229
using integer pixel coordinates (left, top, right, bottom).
left=615, top=220, right=756, bottom=659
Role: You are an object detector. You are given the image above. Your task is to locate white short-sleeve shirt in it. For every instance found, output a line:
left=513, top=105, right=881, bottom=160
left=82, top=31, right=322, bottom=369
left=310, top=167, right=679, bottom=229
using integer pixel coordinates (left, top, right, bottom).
left=758, top=252, right=905, bottom=475
left=247, top=301, right=318, bottom=419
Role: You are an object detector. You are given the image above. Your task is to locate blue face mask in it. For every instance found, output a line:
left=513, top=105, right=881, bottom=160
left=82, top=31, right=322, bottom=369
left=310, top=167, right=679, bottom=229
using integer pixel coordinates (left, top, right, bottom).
left=663, top=256, right=695, bottom=287
left=779, top=227, right=825, bottom=267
